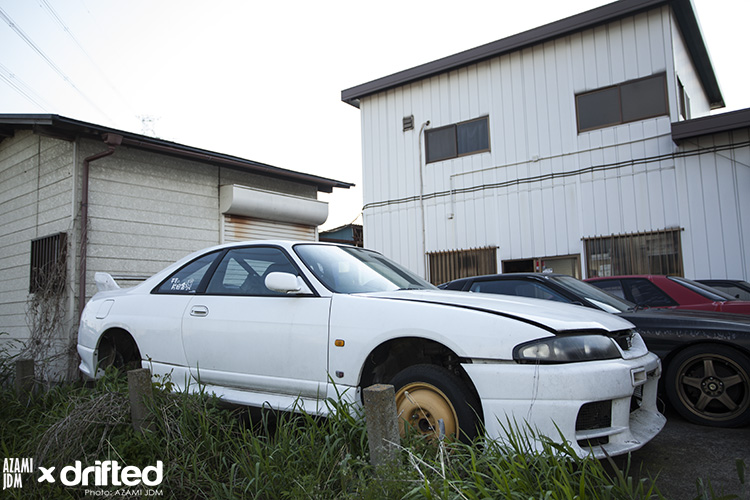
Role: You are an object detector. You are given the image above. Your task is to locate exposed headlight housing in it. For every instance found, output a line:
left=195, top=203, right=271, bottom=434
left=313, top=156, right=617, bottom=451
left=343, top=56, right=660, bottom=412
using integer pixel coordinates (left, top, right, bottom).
left=513, top=335, right=621, bottom=364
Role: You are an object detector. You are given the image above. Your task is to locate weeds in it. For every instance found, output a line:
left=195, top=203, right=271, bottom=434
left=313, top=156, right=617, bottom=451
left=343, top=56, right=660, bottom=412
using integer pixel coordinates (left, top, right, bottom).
left=0, top=370, right=742, bottom=499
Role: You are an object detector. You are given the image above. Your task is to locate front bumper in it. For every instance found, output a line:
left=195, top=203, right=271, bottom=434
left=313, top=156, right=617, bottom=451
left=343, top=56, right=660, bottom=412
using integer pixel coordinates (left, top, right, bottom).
left=463, top=352, right=665, bottom=458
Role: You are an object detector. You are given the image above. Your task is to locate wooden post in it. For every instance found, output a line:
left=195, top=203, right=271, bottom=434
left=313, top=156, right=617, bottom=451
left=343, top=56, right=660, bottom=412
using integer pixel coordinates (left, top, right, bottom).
left=363, top=384, right=401, bottom=468
left=127, top=368, right=153, bottom=433
left=15, top=359, right=35, bottom=403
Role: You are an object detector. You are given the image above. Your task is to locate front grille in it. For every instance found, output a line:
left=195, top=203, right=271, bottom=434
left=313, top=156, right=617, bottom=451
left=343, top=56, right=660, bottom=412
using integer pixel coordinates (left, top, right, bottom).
left=630, top=385, right=643, bottom=412
left=576, top=400, right=612, bottom=431
left=578, top=436, right=609, bottom=447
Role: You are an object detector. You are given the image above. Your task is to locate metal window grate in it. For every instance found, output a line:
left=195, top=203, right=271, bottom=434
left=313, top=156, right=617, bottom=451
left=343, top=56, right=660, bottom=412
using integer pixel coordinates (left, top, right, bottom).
left=29, top=232, right=68, bottom=294
left=583, top=228, right=683, bottom=278
left=428, top=247, right=497, bottom=285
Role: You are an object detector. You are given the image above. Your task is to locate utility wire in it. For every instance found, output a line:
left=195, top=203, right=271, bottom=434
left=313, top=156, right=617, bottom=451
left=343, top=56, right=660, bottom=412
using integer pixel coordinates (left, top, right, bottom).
left=0, top=62, right=55, bottom=110
left=38, top=0, right=137, bottom=118
left=0, top=5, right=117, bottom=124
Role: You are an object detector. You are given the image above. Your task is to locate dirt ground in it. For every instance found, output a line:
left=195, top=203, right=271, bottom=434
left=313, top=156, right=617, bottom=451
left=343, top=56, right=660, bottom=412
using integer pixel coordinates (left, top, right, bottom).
left=614, top=406, right=750, bottom=500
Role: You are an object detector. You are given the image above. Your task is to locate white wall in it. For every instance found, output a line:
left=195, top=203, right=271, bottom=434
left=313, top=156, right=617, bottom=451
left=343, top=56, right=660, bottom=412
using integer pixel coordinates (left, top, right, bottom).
left=675, top=129, right=750, bottom=279
left=0, top=130, right=326, bottom=377
left=0, top=131, right=76, bottom=353
left=360, top=5, right=747, bottom=281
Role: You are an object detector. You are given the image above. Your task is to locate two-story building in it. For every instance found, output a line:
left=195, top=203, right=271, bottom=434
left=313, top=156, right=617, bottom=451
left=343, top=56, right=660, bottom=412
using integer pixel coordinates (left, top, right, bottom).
left=342, top=0, right=749, bottom=285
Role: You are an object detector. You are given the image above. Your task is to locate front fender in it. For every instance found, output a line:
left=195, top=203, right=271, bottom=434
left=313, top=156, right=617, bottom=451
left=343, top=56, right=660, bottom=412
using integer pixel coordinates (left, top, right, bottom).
left=327, top=294, right=555, bottom=387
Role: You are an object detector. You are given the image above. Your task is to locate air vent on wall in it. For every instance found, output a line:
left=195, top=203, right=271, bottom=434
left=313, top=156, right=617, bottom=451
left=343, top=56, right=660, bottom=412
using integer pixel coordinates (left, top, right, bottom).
left=403, top=115, right=414, bottom=131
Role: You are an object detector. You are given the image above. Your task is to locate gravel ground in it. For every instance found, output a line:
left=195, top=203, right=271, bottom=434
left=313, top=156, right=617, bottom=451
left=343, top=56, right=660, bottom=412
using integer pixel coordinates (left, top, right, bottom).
left=613, top=406, right=750, bottom=500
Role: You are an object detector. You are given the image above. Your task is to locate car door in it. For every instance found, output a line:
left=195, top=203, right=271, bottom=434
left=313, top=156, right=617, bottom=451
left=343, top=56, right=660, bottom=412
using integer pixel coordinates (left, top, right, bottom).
left=181, top=245, right=331, bottom=399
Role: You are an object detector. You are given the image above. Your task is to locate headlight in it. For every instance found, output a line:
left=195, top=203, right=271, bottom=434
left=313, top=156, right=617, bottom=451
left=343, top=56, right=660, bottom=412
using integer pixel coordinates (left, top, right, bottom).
left=513, top=335, right=621, bottom=364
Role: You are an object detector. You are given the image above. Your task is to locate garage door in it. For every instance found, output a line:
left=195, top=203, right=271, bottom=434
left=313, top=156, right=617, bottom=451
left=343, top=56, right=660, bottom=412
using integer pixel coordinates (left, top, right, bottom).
left=223, top=214, right=316, bottom=242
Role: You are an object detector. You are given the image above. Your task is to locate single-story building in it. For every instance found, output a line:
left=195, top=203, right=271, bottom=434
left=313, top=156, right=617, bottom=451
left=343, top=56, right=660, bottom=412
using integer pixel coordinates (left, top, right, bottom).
left=0, top=114, right=352, bottom=379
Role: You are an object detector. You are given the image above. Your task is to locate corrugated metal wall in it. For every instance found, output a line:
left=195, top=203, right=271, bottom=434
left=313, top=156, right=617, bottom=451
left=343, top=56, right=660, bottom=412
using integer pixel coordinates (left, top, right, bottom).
left=359, top=6, right=748, bottom=281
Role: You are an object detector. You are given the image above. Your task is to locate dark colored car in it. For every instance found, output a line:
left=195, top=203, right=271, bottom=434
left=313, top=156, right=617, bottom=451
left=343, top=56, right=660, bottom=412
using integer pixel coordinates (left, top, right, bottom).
left=585, top=275, right=750, bottom=315
left=440, top=273, right=750, bottom=428
left=697, top=280, right=750, bottom=302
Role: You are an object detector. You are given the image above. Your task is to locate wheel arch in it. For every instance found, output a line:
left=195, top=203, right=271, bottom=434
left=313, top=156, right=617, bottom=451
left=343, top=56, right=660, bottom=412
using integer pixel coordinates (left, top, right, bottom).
left=661, top=339, right=750, bottom=371
left=357, top=336, right=484, bottom=422
left=96, top=327, right=142, bottom=370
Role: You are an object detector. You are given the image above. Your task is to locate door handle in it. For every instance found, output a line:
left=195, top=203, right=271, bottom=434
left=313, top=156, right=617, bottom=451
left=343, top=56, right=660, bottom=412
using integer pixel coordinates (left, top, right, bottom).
left=190, top=305, right=209, bottom=317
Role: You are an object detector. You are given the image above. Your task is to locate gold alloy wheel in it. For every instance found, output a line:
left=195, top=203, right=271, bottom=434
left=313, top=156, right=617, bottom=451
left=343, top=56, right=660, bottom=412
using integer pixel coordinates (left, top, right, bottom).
left=395, top=382, right=460, bottom=439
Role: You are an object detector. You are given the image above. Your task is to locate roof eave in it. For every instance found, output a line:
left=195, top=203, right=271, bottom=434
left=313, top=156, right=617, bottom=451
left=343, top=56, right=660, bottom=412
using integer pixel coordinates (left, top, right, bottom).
left=342, top=0, right=723, bottom=109
left=671, top=108, right=750, bottom=142
left=0, top=114, right=353, bottom=193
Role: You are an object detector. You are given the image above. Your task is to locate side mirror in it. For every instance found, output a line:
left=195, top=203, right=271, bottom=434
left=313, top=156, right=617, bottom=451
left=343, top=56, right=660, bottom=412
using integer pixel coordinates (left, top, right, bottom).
left=265, top=272, right=310, bottom=294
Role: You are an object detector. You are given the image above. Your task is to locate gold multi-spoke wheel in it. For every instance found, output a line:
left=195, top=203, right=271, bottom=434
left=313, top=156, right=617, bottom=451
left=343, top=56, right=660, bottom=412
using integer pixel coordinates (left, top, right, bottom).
left=665, top=345, right=750, bottom=427
left=390, top=364, right=481, bottom=443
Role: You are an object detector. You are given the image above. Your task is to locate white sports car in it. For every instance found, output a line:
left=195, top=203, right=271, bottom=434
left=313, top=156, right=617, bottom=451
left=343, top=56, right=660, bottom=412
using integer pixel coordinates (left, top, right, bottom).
left=78, top=241, right=665, bottom=458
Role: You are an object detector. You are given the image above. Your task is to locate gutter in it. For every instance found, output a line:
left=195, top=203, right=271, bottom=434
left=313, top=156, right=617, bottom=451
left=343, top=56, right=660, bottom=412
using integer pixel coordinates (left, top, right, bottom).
left=78, top=133, right=122, bottom=318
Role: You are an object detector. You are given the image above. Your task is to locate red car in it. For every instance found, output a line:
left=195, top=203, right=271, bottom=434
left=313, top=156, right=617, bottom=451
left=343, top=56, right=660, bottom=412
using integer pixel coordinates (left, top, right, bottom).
left=585, top=275, right=750, bottom=315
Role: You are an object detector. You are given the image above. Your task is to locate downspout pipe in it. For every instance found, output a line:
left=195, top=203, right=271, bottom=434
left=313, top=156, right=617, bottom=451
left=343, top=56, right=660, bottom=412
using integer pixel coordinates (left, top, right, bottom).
left=78, top=133, right=122, bottom=318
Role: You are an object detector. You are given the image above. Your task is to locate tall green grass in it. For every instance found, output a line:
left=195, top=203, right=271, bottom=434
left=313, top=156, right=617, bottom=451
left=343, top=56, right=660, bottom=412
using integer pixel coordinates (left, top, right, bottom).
left=0, top=366, right=736, bottom=499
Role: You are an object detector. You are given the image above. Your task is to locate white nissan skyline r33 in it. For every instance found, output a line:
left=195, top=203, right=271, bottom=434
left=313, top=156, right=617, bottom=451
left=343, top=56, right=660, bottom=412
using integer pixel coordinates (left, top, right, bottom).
left=78, top=241, right=665, bottom=458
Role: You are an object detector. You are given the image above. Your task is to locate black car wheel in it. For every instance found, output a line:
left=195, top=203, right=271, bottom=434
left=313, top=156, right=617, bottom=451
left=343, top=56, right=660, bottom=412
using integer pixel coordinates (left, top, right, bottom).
left=665, top=345, right=750, bottom=427
left=391, top=364, right=481, bottom=442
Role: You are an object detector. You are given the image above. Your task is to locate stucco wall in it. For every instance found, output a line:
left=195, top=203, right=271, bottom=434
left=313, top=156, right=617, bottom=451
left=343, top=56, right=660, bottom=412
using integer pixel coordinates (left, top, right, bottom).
left=0, top=131, right=76, bottom=359
left=0, top=129, right=326, bottom=378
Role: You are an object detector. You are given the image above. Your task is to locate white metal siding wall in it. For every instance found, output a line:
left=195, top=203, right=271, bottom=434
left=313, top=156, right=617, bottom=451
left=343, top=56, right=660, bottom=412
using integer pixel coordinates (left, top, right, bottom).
left=361, top=6, right=722, bottom=278
left=670, top=16, right=711, bottom=118
left=675, top=130, right=750, bottom=279
left=0, top=132, right=75, bottom=347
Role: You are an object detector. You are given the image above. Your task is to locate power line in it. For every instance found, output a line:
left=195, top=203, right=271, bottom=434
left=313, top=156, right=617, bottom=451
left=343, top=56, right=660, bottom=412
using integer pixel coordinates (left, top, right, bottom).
left=38, top=0, right=136, bottom=118
left=0, top=62, right=55, bottom=110
left=0, top=5, right=117, bottom=124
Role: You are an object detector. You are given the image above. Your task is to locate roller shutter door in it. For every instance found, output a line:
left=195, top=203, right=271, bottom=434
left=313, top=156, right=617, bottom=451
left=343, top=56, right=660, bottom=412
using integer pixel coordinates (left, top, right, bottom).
left=223, top=214, right=316, bottom=242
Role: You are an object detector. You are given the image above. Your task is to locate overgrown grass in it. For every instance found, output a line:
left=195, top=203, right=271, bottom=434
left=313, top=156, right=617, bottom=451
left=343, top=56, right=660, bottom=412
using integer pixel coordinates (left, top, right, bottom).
left=0, top=365, right=733, bottom=499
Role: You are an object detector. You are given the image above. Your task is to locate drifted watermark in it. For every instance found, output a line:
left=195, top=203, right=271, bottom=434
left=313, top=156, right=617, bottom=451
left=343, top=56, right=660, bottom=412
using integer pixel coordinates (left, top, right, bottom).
left=3, top=457, right=164, bottom=493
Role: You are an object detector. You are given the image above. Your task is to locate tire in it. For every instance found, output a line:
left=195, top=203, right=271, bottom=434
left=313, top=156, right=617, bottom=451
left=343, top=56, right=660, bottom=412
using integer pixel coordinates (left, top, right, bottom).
left=664, top=344, right=750, bottom=427
left=390, top=364, right=481, bottom=442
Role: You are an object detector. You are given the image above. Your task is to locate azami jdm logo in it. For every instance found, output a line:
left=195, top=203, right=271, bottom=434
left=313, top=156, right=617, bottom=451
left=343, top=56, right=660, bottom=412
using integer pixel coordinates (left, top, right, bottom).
left=3, top=457, right=33, bottom=490
left=4, top=457, right=164, bottom=494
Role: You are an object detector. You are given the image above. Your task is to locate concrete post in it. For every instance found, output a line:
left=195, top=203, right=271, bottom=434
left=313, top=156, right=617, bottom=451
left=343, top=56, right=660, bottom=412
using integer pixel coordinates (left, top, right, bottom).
left=127, top=368, right=153, bottom=433
left=15, top=359, right=35, bottom=403
left=363, top=384, right=401, bottom=468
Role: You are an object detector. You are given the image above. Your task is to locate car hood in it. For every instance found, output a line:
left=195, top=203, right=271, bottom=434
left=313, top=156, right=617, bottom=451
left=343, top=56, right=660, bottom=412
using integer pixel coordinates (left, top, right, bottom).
left=618, top=307, right=750, bottom=334
left=364, top=289, right=635, bottom=333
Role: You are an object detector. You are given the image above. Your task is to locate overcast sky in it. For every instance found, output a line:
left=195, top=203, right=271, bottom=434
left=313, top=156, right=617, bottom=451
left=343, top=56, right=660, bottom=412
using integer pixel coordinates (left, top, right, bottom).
left=1, top=0, right=747, bottom=229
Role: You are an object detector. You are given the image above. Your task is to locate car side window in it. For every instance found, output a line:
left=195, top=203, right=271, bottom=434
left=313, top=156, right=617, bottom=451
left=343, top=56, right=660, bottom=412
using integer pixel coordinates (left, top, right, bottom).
left=205, top=247, right=297, bottom=296
left=623, top=279, right=676, bottom=307
left=710, top=285, right=750, bottom=301
left=155, top=251, right=222, bottom=294
left=591, top=280, right=626, bottom=300
left=470, top=279, right=571, bottom=303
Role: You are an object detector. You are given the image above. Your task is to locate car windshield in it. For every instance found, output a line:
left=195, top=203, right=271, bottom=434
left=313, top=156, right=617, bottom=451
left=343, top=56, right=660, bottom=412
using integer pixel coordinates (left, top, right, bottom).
left=294, top=244, right=435, bottom=294
left=669, top=276, right=737, bottom=301
left=549, top=275, right=636, bottom=313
